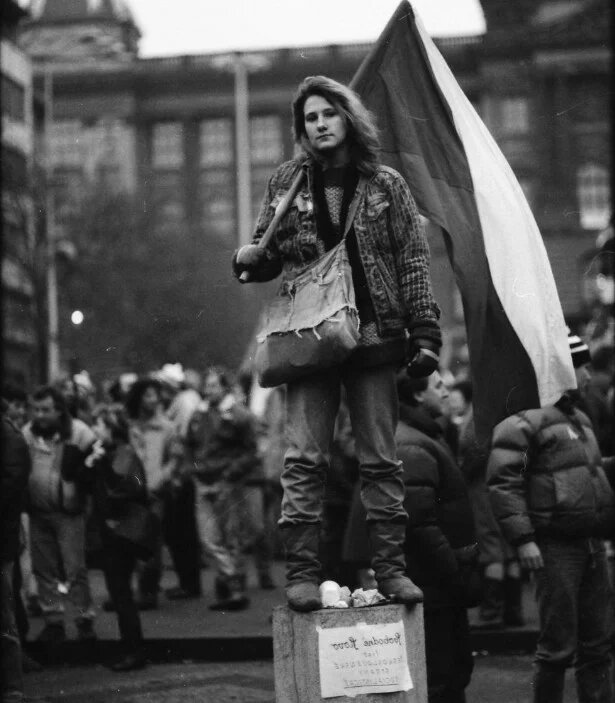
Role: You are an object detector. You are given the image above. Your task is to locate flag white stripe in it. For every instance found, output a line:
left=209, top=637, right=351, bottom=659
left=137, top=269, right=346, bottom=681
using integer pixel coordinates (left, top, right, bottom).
left=413, top=8, right=576, bottom=404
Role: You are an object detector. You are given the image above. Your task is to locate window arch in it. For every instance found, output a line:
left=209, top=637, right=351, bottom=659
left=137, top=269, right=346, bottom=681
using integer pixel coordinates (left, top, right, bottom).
left=576, top=163, right=610, bottom=230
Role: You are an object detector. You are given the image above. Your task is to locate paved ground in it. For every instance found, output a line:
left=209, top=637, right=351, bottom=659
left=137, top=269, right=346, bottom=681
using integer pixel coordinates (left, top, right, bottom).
left=18, top=565, right=580, bottom=703
left=27, top=559, right=539, bottom=646
left=23, top=655, right=579, bottom=702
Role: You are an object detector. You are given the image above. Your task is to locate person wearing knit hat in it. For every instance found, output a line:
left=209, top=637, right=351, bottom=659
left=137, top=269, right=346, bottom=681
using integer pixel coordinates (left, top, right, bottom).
left=568, top=332, right=591, bottom=368
left=487, top=331, right=615, bottom=703
left=566, top=330, right=593, bottom=399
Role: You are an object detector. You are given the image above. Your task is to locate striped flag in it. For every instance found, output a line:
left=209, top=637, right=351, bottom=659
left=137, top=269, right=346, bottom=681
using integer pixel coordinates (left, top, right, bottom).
left=350, top=1, right=576, bottom=440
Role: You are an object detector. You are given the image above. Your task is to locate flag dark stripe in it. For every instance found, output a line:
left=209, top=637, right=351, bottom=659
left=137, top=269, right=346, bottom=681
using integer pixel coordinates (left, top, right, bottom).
left=351, top=1, right=546, bottom=439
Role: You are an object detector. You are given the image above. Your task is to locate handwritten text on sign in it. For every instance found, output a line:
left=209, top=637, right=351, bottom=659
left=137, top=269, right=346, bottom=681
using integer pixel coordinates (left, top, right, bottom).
left=317, top=620, right=413, bottom=698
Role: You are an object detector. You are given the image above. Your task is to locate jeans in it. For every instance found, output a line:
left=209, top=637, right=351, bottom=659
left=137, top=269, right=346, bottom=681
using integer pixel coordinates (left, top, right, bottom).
left=19, top=514, right=37, bottom=601
left=1, top=560, right=23, bottom=702
left=533, top=537, right=614, bottom=703
left=194, top=481, right=245, bottom=579
left=29, top=511, right=94, bottom=623
left=102, top=544, right=143, bottom=654
left=280, top=363, right=405, bottom=526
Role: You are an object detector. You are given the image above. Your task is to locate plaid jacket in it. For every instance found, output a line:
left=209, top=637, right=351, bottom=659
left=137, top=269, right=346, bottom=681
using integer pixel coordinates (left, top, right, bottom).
left=246, top=158, right=440, bottom=336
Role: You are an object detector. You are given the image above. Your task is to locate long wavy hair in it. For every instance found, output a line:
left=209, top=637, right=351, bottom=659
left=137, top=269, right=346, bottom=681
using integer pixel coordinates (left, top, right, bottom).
left=292, top=75, right=380, bottom=176
left=125, top=378, right=162, bottom=420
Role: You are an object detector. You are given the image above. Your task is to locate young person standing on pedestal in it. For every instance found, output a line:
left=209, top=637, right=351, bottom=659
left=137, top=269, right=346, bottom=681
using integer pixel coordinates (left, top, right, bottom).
left=233, top=75, right=441, bottom=611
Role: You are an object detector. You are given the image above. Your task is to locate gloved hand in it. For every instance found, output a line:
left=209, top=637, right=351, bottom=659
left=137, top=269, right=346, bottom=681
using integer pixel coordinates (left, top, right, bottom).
left=406, top=339, right=440, bottom=378
left=405, top=322, right=442, bottom=378
left=232, top=245, right=267, bottom=282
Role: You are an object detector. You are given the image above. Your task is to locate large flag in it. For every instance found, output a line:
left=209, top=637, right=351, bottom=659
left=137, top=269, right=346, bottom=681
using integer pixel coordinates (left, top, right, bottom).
left=351, top=1, right=576, bottom=440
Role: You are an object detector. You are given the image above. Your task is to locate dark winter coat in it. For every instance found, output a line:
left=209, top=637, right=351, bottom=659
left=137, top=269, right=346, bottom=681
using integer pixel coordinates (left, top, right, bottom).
left=186, top=396, right=261, bottom=486
left=236, top=157, right=440, bottom=336
left=77, top=440, right=158, bottom=560
left=396, top=404, right=481, bottom=609
left=343, top=404, right=481, bottom=609
left=1, top=416, right=31, bottom=562
left=487, top=396, right=615, bottom=546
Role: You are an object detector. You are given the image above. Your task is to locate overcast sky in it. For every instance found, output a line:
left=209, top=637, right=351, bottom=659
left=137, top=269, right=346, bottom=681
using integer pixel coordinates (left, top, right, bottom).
left=127, top=0, right=486, bottom=57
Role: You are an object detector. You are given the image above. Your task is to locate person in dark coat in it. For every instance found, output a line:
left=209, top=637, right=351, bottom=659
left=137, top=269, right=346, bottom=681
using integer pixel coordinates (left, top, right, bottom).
left=1, top=406, right=31, bottom=702
left=67, top=405, right=159, bottom=672
left=451, top=380, right=523, bottom=629
left=345, top=371, right=481, bottom=702
left=579, top=343, right=614, bottom=457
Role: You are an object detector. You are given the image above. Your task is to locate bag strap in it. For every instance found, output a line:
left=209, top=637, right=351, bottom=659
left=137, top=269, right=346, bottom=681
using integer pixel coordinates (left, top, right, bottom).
left=258, top=168, right=305, bottom=251
left=341, top=175, right=369, bottom=240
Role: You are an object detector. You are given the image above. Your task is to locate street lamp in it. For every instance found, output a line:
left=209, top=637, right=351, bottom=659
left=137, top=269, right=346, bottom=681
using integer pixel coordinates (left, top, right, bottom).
left=70, top=310, right=84, bottom=326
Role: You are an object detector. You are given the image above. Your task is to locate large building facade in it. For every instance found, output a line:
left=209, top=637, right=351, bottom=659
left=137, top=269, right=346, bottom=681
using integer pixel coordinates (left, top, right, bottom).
left=15, top=0, right=611, bottom=377
left=2, top=0, right=39, bottom=385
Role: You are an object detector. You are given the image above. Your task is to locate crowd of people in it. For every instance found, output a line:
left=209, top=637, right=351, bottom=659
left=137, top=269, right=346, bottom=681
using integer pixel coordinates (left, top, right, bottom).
left=1, top=71, right=614, bottom=703
left=1, top=326, right=613, bottom=700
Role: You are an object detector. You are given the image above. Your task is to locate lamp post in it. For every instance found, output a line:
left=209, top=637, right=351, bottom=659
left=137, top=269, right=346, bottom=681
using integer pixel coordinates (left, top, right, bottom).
left=213, top=52, right=270, bottom=247
left=43, top=63, right=60, bottom=382
left=234, top=52, right=252, bottom=247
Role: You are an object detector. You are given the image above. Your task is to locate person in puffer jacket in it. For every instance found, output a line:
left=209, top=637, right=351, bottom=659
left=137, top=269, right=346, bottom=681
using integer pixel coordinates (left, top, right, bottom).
left=487, top=333, right=615, bottom=703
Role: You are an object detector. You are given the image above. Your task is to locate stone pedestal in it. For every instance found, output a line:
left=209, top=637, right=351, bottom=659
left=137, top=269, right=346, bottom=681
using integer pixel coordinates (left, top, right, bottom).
left=273, top=603, right=427, bottom=703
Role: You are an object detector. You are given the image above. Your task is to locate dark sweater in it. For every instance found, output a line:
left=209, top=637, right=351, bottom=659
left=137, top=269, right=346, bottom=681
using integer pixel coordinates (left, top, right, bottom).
left=1, top=416, right=31, bottom=562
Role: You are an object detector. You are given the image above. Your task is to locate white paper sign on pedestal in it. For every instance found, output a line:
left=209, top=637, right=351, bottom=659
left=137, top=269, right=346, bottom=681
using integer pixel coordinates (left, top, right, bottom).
left=317, top=619, right=413, bottom=699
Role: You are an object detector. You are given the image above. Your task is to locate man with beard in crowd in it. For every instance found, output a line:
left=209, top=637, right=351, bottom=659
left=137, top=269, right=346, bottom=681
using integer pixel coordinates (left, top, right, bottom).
left=22, top=386, right=97, bottom=644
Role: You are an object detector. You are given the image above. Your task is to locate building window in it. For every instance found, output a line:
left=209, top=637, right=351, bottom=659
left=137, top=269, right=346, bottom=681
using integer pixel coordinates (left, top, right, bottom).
left=1, top=75, right=25, bottom=122
left=1, top=146, right=28, bottom=189
left=52, top=168, right=84, bottom=223
left=200, top=119, right=233, bottom=167
left=199, top=169, right=235, bottom=236
left=250, top=115, right=283, bottom=165
left=152, top=171, right=184, bottom=225
left=577, top=163, right=610, bottom=230
left=251, top=166, right=273, bottom=220
left=152, top=122, right=183, bottom=169
left=499, top=97, right=530, bottom=134
left=90, top=119, right=121, bottom=165
left=96, top=164, right=121, bottom=192
left=50, top=120, right=83, bottom=168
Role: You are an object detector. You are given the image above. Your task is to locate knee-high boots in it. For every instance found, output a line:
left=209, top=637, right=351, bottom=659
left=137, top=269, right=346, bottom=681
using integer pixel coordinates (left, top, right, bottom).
left=280, top=523, right=322, bottom=612
left=368, top=521, right=422, bottom=604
